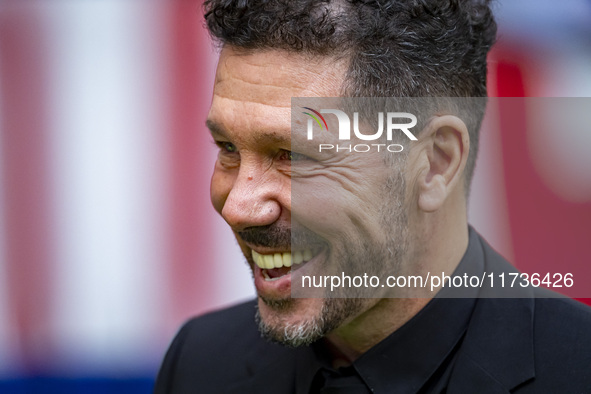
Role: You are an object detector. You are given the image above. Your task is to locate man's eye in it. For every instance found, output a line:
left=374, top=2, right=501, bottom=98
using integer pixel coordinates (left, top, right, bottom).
left=281, top=150, right=309, bottom=161
left=216, top=141, right=237, bottom=153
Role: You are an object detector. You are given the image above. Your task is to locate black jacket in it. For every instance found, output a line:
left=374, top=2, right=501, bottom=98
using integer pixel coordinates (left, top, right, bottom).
left=154, top=233, right=591, bottom=393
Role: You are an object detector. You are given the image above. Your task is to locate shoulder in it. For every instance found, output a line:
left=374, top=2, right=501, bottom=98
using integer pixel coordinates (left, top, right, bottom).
left=479, top=230, right=591, bottom=348
left=154, top=299, right=283, bottom=393
left=170, top=299, right=263, bottom=362
left=511, top=295, right=591, bottom=392
left=180, top=299, right=259, bottom=342
left=463, top=230, right=591, bottom=391
left=172, top=298, right=268, bottom=356
left=532, top=295, right=591, bottom=363
left=533, top=292, right=591, bottom=331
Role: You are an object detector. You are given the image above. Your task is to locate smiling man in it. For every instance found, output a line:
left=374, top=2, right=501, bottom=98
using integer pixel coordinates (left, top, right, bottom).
left=154, top=1, right=591, bottom=393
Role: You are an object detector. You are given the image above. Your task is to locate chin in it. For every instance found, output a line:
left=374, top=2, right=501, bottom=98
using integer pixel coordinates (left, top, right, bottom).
left=255, top=296, right=368, bottom=348
left=256, top=296, right=327, bottom=347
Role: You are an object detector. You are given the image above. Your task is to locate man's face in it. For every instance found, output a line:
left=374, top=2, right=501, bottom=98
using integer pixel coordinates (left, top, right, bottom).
left=208, top=47, right=410, bottom=346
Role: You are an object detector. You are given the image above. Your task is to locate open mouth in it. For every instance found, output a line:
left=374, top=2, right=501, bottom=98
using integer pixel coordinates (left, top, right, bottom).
left=252, top=249, right=315, bottom=281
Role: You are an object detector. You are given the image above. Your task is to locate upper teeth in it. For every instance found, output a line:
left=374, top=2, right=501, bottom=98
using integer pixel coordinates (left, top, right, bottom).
left=251, top=249, right=314, bottom=270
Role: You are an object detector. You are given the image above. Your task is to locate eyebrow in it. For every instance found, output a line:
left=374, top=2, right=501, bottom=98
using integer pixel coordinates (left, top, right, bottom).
left=205, top=119, right=292, bottom=146
left=206, top=119, right=227, bottom=138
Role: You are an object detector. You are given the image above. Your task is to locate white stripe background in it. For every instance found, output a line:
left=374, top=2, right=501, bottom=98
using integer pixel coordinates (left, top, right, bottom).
left=0, top=0, right=589, bottom=378
left=0, top=0, right=253, bottom=376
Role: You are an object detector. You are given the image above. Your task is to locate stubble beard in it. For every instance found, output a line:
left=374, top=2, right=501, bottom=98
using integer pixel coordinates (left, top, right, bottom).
left=255, top=171, right=409, bottom=348
left=256, top=296, right=367, bottom=348
left=255, top=235, right=406, bottom=348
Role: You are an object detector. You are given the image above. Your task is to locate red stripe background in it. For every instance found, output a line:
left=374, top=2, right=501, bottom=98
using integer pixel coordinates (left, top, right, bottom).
left=0, top=3, right=55, bottom=371
left=490, top=45, right=591, bottom=306
left=165, top=0, right=219, bottom=331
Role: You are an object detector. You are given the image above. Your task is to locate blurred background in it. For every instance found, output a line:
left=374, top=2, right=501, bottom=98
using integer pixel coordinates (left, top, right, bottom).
left=0, top=0, right=589, bottom=392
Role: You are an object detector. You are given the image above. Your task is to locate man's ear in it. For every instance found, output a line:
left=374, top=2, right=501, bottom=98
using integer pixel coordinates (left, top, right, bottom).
left=417, top=115, right=469, bottom=212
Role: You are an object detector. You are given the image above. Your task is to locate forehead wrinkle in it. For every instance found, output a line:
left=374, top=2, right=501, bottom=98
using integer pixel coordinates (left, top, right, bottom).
left=210, top=48, right=348, bottom=150
left=207, top=116, right=290, bottom=148
left=209, top=96, right=290, bottom=132
left=216, top=71, right=308, bottom=92
left=217, top=56, right=305, bottom=93
left=213, top=92, right=292, bottom=109
left=218, top=48, right=347, bottom=97
left=214, top=78, right=325, bottom=108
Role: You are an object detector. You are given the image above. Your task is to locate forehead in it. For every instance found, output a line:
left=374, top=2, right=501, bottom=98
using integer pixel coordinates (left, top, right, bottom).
left=208, top=46, right=347, bottom=139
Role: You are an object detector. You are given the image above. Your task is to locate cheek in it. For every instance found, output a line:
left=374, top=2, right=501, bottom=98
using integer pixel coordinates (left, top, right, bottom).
left=210, top=166, right=235, bottom=214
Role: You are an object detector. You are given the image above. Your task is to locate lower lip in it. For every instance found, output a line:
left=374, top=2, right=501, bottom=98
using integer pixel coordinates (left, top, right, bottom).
left=253, top=251, right=324, bottom=298
left=253, top=264, right=292, bottom=298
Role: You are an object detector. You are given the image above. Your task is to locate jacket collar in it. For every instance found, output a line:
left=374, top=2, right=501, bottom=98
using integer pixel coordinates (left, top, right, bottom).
left=223, top=333, right=314, bottom=394
left=447, top=233, right=536, bottom=393
left=224, top=230, right=537, bottom=394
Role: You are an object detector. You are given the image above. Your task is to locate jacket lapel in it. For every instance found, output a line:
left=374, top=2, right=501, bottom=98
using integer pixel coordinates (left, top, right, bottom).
left=223, top=362, right=296, bottom=394
left=448, top=236, right=536, bottom=393
left=448, top=296, right=535, bottom=393
left=222, top=337, right=313, bottom=394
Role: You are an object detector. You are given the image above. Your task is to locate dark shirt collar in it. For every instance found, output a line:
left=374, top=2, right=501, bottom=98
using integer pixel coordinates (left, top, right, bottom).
left=296, top=227, right=484, bottom=393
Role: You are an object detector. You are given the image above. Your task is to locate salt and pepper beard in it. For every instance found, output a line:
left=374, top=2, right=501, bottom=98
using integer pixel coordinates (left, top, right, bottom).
left=253, top=169, right=409, bottom=347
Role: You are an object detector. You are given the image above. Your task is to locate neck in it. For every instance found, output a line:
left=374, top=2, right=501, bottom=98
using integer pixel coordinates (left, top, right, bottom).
left=324, top=297, right=430, bottom=363
left=324, top=204, right=469, bottom=363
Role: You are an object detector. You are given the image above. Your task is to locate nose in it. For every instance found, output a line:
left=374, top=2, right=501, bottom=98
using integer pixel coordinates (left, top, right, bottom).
left=220, top=165, right=284, bottom=232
